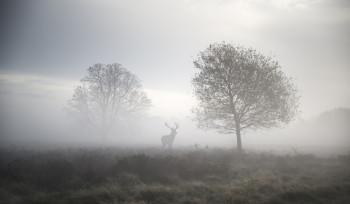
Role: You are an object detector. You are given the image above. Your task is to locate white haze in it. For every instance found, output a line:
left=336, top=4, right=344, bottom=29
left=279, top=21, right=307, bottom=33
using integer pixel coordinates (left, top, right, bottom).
left=0, top=0, right=349, bottom=153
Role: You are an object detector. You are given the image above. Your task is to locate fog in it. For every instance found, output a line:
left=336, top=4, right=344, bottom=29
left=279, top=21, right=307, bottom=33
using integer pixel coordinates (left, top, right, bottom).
left=1, top=0, right=350, bottom=154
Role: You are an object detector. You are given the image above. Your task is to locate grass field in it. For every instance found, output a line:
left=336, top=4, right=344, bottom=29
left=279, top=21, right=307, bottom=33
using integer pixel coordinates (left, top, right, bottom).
left=0, top=146, right=349, bottom=203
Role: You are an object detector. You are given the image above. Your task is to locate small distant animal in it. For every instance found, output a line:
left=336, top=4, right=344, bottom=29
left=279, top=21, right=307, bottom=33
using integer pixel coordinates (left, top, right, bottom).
left=161, top=122, right=179, bottom=149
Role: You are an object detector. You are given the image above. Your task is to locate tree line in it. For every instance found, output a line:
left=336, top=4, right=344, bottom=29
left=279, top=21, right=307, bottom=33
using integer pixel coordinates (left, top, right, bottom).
left=66, top=42, right=299, bottom=152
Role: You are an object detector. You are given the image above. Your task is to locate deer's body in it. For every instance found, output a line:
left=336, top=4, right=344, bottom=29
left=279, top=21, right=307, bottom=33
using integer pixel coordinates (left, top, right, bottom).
left=161, top=134, right=176, bottom=148
left=161, top=122, right=178, bottom=149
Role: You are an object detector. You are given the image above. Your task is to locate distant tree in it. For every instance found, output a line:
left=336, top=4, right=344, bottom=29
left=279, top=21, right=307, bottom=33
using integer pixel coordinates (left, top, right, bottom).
left=192, top=43, right=299, bottom=152
left=66, top=63, right=152, bottom=142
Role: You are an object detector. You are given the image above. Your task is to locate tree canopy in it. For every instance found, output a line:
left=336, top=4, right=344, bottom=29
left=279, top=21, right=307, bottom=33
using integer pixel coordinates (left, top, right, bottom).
left=192, top=43, right=299, bottom=152
left=66, top=63, right=152, bottom=141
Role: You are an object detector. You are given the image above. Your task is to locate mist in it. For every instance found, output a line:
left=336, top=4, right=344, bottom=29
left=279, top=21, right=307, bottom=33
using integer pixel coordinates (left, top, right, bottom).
left=1, top=1, right=350, bottom=203
left=1, top=0, right=350, bottom=153
left=0, top=72, right=348, bottom=154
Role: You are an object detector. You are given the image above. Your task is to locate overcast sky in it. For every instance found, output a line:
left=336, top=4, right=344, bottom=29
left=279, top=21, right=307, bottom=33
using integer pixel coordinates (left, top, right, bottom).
left=0, top=0, right=349, bottom=147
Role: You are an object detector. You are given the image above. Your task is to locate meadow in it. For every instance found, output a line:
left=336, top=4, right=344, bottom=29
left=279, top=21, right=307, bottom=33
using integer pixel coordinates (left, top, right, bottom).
left=0, top=146, right=349, bottom=204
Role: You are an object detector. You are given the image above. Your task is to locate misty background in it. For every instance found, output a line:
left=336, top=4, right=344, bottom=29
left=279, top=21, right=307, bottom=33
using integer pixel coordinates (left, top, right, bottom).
left=0, top=0, right=349, bottom=152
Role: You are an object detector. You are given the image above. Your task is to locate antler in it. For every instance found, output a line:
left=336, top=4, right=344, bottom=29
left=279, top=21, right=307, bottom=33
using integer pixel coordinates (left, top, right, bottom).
left=165, top=122, right=179, bottom=129
left=165, top=122, right=171, bottom=129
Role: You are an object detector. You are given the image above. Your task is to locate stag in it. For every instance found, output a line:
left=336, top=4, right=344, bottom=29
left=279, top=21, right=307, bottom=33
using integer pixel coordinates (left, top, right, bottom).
left=161, top=122, right=179, bottom=149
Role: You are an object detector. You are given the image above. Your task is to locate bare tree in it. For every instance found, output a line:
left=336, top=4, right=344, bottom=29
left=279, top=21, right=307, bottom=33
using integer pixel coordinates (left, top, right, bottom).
left=161, top=122, right=179, bottom=149
left=66, top=63, right=152, bottom=142
left=192, top=43, right=299, bottom=152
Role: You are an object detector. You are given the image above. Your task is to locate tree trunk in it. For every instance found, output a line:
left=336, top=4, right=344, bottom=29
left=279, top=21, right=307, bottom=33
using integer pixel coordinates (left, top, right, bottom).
left=101, top=106, right=107, bottom=147
left=235, top=123, right=242, bottom=153
left=101, top=130, right=106, bottom=143
left=99, top=129, right=106, bottom=149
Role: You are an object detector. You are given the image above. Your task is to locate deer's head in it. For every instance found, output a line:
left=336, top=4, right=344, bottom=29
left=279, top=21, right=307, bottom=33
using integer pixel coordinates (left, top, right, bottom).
left=165, top=122, right=179, bottom=135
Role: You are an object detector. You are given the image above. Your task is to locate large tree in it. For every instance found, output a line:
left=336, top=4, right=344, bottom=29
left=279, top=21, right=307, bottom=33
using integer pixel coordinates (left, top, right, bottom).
left=192, top=43, right=299, bottom=152
left=66, top=63, right=152, bottom=142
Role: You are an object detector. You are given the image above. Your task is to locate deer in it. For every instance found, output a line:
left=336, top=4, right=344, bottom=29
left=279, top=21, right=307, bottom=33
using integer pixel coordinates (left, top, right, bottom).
left=161, top=122, right=179, bottom=149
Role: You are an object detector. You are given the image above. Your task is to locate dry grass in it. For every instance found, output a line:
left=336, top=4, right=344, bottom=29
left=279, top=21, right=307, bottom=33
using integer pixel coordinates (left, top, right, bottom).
left=0, top=147, right=350, bottom=203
